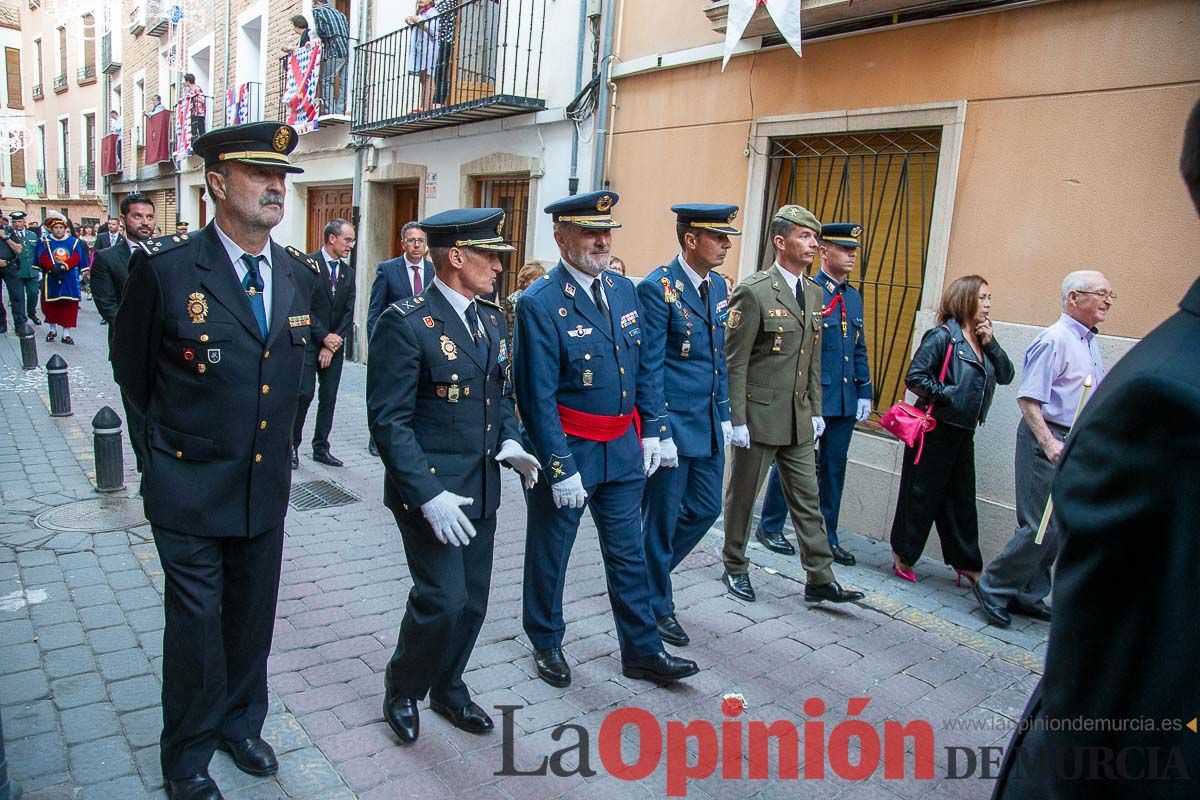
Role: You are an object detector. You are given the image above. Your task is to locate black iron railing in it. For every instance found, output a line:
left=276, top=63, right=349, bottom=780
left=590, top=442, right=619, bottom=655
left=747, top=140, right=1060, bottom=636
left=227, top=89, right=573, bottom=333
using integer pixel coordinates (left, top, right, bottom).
left=79, top=165, right=95, bottom=194
left=32, top=84, right=43, bottom=101
left=77, top=64, right=97, bottom=84
left=56, top=167, right=70, bottom=196
left=53, top=74, right=68, bottom=93
left=277, top=43, right=352, bottom=125
left=34, top=168, right=46, bottom=196
left=353, top=0, right=546, bottom=137
left=225, top=82, right=264, bottom=125
left=102, top=32, right=122, bottom=74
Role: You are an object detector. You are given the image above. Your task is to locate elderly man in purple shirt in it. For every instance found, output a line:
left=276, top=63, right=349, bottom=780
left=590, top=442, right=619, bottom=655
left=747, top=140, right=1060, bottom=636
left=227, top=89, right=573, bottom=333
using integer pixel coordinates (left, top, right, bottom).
left=973, top=270, right=1112, bottom=628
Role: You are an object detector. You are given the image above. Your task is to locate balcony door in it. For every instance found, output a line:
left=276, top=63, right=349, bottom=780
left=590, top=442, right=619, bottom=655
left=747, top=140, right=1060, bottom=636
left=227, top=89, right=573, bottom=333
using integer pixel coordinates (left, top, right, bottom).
left=391, top=182, right=420, bottom=260
left=306, top=184, right=353, bottom=254
left=446, top=1, right=502, bottom=106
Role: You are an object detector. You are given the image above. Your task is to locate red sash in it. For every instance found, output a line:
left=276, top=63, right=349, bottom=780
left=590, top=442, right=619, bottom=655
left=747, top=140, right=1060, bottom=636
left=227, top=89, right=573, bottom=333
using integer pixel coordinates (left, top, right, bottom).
left=557, top=405, right=641, bottom=442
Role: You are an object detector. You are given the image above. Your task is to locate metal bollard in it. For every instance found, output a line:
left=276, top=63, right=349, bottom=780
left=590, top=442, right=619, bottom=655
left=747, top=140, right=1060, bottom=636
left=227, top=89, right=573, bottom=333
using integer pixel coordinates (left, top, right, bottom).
left=45, top=354, right=72, bottom=417
left=17, top=322, right=37, bottom=371
left=0, top=706, right=23, bottom=800
left=92, top=406, right=125, bottom=493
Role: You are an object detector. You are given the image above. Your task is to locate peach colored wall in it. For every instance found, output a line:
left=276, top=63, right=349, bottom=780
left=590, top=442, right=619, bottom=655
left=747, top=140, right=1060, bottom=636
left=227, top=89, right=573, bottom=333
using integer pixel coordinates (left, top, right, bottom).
left=608, top=0, right=1200, bottom=337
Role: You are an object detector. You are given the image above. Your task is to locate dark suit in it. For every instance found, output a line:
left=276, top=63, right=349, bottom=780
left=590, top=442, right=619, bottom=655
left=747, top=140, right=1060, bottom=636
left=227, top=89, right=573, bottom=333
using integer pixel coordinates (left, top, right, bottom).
left=993, top=278, right=1200, bottom=800
left=294, top=250, right=355, bottom=455
left=111, top=222, right=316, bottom=780
left=367, top=255, right=433, bottom=339
left=366, top=285, right=518, bottom=705
left=94, top=230, right=123, bottom=250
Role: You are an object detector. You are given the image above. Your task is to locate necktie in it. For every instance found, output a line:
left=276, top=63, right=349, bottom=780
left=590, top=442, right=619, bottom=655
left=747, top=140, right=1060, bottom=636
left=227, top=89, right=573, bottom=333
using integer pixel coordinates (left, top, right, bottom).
left=795, top=275, right=806, bottom=314
left=591, top=280, right=611, bottom=332
left=240, top=254, right=269, bottom=339
left=411, top=264, right=423, bottom=295
left=699, top=279, right=710, bottom=318
left=328, top=260, right=338, bottom=295
left=465, top=302, right=488, bottom=364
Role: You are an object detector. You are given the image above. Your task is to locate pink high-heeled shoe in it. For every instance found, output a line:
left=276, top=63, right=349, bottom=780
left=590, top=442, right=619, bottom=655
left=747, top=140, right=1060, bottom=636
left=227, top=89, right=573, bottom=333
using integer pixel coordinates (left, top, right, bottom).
left=892, top=557, right=917, bottom=583
left=954, top=569, right=979, bottom=588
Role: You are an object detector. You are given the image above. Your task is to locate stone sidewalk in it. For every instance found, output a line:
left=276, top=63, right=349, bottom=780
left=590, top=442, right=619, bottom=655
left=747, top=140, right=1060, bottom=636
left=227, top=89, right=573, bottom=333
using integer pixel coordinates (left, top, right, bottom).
left=1, top=303, right=1046, bottom=799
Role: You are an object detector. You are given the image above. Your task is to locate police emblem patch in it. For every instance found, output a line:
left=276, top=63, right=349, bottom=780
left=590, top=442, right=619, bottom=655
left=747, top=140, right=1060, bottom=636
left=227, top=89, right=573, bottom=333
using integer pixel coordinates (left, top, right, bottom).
left=187, top=293, right=208, bottom=324
left=423, top=316, right=435, bottom=328
left=440, top=335, right=458, bottom=361
left=727, top=309, right=742, bottom=329
left=273, top=126, right=291, bottom=153
left=207, top=349, right=221, bottom=363
left=596, top=194, right=613, bottom=213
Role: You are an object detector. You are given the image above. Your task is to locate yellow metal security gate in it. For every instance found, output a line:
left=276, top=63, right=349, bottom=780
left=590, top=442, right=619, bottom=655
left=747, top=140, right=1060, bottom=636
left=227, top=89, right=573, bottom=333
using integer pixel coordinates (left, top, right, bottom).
left=760, top=128, right=942, bottom=422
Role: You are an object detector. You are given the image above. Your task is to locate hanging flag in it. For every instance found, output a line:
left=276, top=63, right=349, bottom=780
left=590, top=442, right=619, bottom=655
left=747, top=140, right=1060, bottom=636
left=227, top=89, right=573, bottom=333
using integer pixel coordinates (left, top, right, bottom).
left=144, top=109, right=172, bottom=163
left=225, top=83, right=251, bottom=126
left=722, top=0, right=803, bottom=70
left=283, top=42, right=323, bottom=135
left=173, top=98, right=192, bottom=161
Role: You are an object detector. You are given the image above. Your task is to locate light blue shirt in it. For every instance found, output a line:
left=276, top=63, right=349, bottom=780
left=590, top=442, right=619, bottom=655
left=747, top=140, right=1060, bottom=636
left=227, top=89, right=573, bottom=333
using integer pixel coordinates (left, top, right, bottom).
left=213, top=222, right=274, bottom=323
left=1017, top=313, right=1107, bottom=427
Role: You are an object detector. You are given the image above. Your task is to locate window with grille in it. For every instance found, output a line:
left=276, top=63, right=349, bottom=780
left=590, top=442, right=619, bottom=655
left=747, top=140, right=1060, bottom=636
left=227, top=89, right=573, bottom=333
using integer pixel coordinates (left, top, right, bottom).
left=759, top=128, right=941, bottom=421
left=472, top=176, right=531, bottom=301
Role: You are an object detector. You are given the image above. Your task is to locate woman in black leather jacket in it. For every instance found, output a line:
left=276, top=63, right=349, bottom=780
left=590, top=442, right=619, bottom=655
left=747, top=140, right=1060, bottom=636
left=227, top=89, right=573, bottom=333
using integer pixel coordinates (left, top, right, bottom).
left=890, top=275, right=1014, bottom=584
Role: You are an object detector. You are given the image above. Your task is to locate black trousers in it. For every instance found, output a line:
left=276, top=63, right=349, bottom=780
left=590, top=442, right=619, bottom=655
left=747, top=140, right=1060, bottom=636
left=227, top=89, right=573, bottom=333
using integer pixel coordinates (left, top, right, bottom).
left=387, top=508, right=495, bottom=707
left=889, top=422, right=984, bottom=571
left=119, top=388, right=147, bottom=473
left=153, top=524, right=284, bottom=779
left=294, top=350, right=344, bottom=454
left=1, top=270, right=24, bottom=328
left=433, top=42, right=454, bottom=104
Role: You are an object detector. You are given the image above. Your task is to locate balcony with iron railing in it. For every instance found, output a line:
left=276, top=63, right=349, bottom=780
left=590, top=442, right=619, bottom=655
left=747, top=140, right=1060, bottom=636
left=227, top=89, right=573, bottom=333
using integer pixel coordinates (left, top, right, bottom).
left=277, top=43, right=352, bottom=131
left=53, top=74, right=68, bottom=93
left=353, top=0, right=546, bottom=138
left=79, top=165, right=96, bottom=195
left=32, top=84, right=44, bottom=101
left=225, top=82, right=265, bottom=126
left=102, top=32, right=122, bottom=74
left=56, top=167, right=70, bottom=196
left=77, top=64, right=97, bottom=85
left=33, top=169, right=47, bottom=197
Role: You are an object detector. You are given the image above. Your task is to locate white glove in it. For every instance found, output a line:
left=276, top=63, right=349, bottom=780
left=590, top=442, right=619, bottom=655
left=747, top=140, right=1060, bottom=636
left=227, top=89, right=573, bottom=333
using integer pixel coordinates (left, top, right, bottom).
left=496, top=439, right=541, bottom=489
left=551, top=473, right=588, bottom=509
left=856, top=398, right=872, bottom=422
left=730, top=424, right=750, bottom=448
left=812, top=416, right=826, bottom=439
left=420, top=491, right=476, bottom=546
left=641, top=437, right=662, bottom=477
left=659, top=438, right=679, bottom=469
left=721, top=420, right=733, bottom=447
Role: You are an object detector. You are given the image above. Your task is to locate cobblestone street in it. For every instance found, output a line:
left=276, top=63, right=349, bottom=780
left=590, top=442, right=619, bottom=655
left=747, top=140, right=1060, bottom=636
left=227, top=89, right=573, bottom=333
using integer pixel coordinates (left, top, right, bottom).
left=1, top=305, right=1046, bottom=799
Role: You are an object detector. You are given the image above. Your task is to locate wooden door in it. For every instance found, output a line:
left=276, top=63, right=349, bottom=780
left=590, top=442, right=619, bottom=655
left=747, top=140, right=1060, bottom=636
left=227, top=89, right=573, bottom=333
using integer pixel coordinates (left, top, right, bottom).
left=306, top=184, right=353, bottom=253
left=390, top=182, right=420, bottom=260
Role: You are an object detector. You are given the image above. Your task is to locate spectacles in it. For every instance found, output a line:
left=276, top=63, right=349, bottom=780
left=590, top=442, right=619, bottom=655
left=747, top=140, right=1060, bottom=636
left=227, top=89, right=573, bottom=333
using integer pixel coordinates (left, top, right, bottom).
left=403, top=238, right=426, bottom=245
left=1076, top=290, right=1117, bottom=301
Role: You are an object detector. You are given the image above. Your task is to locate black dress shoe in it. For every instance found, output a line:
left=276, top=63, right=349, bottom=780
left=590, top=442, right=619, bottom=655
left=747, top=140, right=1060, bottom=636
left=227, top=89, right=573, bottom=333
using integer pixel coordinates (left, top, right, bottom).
left=216, top=737, right=278, bottom=776
left=1008, top=600, right=1051, bottom=622
left=723, top=571, right=756, bottom=602
left=166, top=773, right=224, bottom=800
left=804, top=580, right=865, bottom=604
left=754, top=525, right=796, bottom=555
left=656, top=614, right=689, bottom=647
left=831, top=544, right=856, bottom=566
left=972, top=583, right=1013, bottom=628
left=368, top=439, right=379, bottom=457
left=291, top=446, right=299, bottom=469
left=429, top=700, right=494, bottom=734
left=533, top=647, right=571, bottom=687
left=622, top=651, right=700, bottom=683
left=32, top=316, right=42, bottom=325
left=383, top=692, right=420, bottom=743
left=312, top=451, right=344, bottom=467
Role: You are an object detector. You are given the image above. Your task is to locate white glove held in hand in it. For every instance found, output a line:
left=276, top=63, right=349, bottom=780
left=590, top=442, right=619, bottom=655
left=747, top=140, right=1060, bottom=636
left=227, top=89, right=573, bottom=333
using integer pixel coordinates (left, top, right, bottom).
left=551, top=473, right=588, bottom=509
left=421, top=491, right=476, bottom=546
left=730, top=424, right=751, bottom=448
left=641, top=437, right=662, bottom=477
left=813, top=416, right=826, bottom=439
left=856, top=398, right=872, bottom=422
left=659, top=438, right=679, bottom=469
left=496, top=439, right=541, bottom=489
left=721, top=420, right=733, bottom=447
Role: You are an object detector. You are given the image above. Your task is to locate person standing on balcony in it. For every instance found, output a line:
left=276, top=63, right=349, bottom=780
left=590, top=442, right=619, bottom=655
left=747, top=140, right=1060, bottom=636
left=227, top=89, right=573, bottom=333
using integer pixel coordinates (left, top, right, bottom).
left=184, top=73, right=207, bottom=138
left=431, top=0, right=458, bottom=108
left=147, top=94, right=166, bottom=116
left=312, top=0, right=350, bottom=116
left=406, top=0, right=440, bottom=113
left=281, top=15, right=311, bottom=53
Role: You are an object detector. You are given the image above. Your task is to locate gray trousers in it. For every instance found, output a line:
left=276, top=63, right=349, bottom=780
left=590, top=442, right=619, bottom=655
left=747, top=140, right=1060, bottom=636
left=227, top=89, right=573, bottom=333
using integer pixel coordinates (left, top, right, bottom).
left=978, top=418, right=1067, bottom=608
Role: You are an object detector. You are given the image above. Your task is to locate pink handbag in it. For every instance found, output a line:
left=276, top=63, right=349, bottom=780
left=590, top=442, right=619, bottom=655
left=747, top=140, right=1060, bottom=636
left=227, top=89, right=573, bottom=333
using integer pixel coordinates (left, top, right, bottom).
left=880, top=330, right=953, bottom=464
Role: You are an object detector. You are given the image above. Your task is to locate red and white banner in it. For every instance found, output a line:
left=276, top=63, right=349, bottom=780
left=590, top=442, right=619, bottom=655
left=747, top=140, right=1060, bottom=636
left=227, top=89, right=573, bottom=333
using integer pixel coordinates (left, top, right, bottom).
left=283, top=42, right=323, bottom=135
left=722, top=0, right=803, bottom=70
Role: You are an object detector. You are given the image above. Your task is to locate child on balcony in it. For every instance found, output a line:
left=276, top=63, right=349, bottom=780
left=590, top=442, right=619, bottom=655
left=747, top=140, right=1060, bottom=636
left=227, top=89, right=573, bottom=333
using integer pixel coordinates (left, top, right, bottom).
left=405, top=0, right=440, bottom=113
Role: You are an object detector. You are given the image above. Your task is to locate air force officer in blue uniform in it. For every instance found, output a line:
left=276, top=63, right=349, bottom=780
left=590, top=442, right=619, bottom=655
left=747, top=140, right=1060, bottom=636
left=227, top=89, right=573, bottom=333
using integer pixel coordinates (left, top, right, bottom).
left=756, top=223, right=872, bottom=565
left=514, top=191, right=699, bottom=688
left=638, top=204, right=737, bottom=647
left=368, top=208, right=540, bottom=745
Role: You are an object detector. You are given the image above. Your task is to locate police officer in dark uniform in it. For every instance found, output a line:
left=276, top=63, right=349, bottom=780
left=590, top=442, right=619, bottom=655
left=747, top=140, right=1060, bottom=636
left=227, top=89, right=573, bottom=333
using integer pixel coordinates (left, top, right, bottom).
left=112, top=122, right=317, bottom=800
left=755, top=223, right=872, bottom=564
left=638, top=204, right=736, bottom=647
left=368, top=208, right=540, bottom=744
left=514, top=190, right=699, bottom=687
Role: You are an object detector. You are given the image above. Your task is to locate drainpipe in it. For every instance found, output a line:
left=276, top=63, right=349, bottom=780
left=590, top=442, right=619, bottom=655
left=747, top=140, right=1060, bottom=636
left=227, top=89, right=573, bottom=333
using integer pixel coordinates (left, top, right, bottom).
left=590, top=0, right=616, bottom=191
left=222, top=0, right=231, bottom=112
left=350, top=0, right=369, bottom=362
left=567, top=0, right=587, bottom=196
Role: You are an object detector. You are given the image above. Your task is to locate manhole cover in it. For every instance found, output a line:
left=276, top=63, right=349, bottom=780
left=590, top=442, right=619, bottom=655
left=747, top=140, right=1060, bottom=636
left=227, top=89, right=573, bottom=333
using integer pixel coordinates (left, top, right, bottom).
left=36, top=497, right=148, bottom=533
left=289, top=480, right=360, bottom=511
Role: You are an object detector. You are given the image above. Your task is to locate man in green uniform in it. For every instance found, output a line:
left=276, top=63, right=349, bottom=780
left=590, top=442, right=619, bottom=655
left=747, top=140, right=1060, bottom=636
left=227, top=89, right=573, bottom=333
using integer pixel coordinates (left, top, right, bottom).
left=10, top=212, right=41, bottom=326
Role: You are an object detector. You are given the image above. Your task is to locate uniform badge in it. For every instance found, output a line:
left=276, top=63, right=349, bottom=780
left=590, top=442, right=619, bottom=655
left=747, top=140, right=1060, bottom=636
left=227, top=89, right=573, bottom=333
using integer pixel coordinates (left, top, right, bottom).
left=727, top=309, right=742, bottom=329
left=772, top=333, right=784, bottom=353
left=490, top=314, right=498, bottom=325
left=288, top=314, right=310, bottom=327
left=182, top=347, right=195, bottom=361
left=567, top=325, right=593, bottom=338
left=582, top=369, right=593, bottom=387
left=551, top=460, right=565, bottom=478
left=207, top=349, right=221, bottom=363
left=604, top=274, right=613, bottom=288
left=273, top=126, right=291, bottom=153
left=674, top=279, right=685, bottom=292
left=187, top=292, right=208, bottom=324
left=423, top=316, right=435, bottom=328
left=440, top=335, right=458, bottom=361
left=558, top=307, right=568, bottom=317
left=825, top=280, right=836, bottom=293
left=447, top=385, right=461, bottom=403
left=680, top=340, right=691, bottom=358
left=596, top=194, right=613, bottom=213
left=498, top=338, right=509, bottom=363
left=436, top=386, right=447, bottom=398
left=564, top=282, right=577, bottom=298
left=197, top=364, right=206, bottom=374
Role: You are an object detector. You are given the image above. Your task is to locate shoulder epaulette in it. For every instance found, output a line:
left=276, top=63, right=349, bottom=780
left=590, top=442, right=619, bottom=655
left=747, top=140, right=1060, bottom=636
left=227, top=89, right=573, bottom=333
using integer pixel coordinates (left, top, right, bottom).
left=743, top=270, right=770, bottom=285
left=389, top=295, right=427, bottom=317
left=286, top=245, right=320, bottom=274
left=477, top=296, right=501, bottom=310
left=523, top=275, right=553, bottom=298
left=144, top=234, right=190, bottom=257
